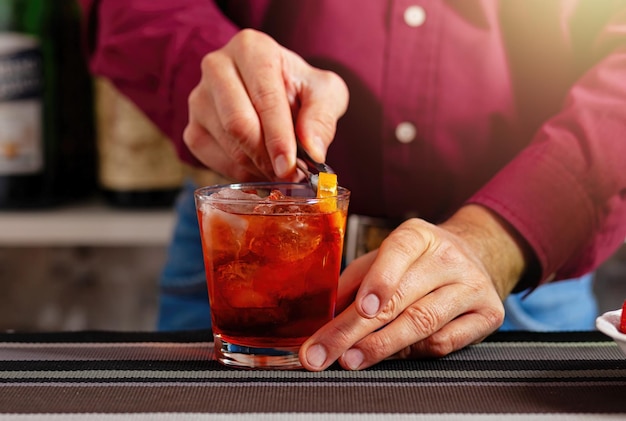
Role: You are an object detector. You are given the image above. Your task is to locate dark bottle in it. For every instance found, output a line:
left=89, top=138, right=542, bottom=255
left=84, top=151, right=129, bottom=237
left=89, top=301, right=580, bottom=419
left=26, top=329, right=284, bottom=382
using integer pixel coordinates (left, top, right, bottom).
left=0, top=0, right=96, bottom=209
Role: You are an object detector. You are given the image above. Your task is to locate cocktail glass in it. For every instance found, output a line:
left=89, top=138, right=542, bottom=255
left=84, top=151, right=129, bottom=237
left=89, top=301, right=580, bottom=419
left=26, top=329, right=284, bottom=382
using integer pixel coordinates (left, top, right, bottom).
left=195, top=182, right=350, bottom=369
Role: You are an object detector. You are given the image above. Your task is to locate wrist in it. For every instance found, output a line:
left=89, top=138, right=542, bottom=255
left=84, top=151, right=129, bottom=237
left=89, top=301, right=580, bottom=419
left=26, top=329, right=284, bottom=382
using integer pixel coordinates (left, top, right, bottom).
left=440, top=204, right=533, bottom=299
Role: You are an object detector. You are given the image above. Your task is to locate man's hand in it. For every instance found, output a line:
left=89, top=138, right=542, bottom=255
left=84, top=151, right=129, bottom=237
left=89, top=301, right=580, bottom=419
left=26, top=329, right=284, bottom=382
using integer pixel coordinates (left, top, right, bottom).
left=184, top=29, right=349, bottom=182
left=299, top=204, right=530, bottom=370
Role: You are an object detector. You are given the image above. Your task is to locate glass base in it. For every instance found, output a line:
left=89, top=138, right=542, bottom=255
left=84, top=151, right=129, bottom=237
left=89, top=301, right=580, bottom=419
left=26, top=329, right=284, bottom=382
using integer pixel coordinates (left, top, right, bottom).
left=214, top=334, right=303, bottom=369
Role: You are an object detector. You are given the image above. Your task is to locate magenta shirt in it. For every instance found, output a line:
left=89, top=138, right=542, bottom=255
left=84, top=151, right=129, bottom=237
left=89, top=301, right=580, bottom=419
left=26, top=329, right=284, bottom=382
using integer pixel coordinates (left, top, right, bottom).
left=80, top=0, right=626, bottom=286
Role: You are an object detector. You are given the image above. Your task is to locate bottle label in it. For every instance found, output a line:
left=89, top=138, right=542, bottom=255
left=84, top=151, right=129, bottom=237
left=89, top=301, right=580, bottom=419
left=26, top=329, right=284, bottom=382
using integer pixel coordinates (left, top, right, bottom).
left=96, top=78, right=184, bottom=191
left=0, top=33, right=43, bottom=176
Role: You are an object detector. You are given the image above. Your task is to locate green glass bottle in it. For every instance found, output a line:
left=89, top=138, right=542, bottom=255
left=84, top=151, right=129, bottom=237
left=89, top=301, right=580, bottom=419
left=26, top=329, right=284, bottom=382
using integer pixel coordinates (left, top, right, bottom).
left=0, top=0, right=96, bottom=208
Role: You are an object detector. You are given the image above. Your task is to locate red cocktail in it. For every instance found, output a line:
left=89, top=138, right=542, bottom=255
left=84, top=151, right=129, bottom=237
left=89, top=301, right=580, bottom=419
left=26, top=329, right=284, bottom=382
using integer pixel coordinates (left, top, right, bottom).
left=195, top=182, right=350, bottom=369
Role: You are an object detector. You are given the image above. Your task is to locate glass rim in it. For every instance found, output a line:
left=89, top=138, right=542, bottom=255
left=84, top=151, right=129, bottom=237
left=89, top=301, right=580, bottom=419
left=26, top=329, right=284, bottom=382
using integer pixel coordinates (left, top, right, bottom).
left=194, top=181, right=350, bottom=203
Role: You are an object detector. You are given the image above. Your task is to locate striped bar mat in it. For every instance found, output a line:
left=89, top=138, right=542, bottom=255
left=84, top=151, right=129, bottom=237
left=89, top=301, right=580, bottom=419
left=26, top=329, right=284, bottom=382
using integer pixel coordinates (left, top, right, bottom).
left=0, top=330, right=624, bottom=420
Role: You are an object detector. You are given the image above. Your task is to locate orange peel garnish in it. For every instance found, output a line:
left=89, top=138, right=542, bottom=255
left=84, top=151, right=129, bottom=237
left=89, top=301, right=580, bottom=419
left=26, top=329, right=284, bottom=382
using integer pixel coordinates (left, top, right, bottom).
left=316, top=172, right=338, bottom=213
left=316, top=172, right=338, bottom=198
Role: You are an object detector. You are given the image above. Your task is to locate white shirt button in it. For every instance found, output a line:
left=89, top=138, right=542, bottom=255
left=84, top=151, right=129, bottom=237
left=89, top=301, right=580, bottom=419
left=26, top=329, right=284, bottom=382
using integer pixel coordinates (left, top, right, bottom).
left=404, top=5, right=426, bottom=27
left=395, top=122, right=417, bottom=143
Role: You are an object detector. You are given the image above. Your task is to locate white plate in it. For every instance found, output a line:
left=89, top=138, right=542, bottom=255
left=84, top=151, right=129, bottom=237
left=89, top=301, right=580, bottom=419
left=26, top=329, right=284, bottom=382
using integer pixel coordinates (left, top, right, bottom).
left=595, top=308, right=626, bottom=356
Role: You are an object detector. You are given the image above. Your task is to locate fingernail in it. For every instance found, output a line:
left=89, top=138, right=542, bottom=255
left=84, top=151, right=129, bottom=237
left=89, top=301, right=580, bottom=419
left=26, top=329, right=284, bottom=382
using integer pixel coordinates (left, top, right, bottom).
left=274, top=154, right=289, bottom=178
left=306, top=343, right=327, bottom=368
left=343, top=348, right=364, bottom=370
left=361, top=293, right=380, bottom=317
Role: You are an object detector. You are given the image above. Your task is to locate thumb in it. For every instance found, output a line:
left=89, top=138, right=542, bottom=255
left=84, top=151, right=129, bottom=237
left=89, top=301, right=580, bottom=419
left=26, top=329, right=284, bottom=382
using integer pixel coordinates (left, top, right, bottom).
left=295, top=69, right=349, bottom=162
left=336, top=250, right=378, bottom=313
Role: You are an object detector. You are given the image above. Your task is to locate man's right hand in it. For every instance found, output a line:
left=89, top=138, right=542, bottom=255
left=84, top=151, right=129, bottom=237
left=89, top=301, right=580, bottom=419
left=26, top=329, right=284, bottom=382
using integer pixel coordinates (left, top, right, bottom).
left=184, top=29, right=349, bottom=182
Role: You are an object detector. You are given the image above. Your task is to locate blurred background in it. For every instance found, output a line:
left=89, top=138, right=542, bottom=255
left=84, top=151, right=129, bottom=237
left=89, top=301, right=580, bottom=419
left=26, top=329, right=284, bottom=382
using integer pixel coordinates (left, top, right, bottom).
left=0, top=0, right=183, bottom=332
left=0, top=0, right=624, bottom=333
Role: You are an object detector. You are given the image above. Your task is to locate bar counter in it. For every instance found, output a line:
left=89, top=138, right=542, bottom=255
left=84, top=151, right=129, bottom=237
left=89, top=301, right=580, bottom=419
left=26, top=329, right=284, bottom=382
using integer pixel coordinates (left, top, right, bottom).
left=0, top=330, right=624, bottom=419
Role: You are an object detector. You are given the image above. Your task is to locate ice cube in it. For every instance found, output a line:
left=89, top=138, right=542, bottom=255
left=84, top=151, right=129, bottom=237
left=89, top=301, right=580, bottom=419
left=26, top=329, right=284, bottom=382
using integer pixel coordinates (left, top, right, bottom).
left=216, top=261, right=279, bottom=308
left=248, top=215, right=322, bottom=262
left=253, top=189, right=316, bottom=215
left=202, top=206, right=249, bottom=257
left=206, top=188, right=263, bottom=214
left=213, top=188, right=262, bottom=201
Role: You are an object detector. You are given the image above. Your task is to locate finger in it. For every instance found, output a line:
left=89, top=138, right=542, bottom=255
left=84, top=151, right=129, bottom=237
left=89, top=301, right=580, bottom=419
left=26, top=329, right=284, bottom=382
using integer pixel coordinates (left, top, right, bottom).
left=338, top=283, right=472, bottom=370
left=295, top=69, right=349, bottom=162
left=338, top=285, right=504, bottom=370
left=343, top=313, right=498, bottom=371
left=300, top=249, right=440, bottom=371
left=187, top=84, right=265, bottom=181
left=299, top=302, right=380, bottom=371
left=400, top=312, right=498, bottom=359
left=336, top=250, right=378, bottom=312
left=183, top=121, right=264, bottom=182
left=234, top=31, right=298, bottom=179
left=355, top=219, right=433, bottom=319
left=199, top=52, right=276, bottom=180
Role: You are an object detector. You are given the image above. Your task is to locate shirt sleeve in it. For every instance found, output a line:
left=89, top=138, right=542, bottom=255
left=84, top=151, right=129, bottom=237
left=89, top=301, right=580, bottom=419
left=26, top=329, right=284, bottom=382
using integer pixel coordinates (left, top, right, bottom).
left=77, top=0, right=239, bottom=165
left=468, top=14, right=626, bottom=286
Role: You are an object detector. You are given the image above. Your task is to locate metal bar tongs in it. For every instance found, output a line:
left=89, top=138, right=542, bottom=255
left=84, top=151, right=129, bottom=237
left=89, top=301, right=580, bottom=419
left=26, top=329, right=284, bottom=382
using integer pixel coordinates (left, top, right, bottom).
left=295, top=140, right=334, bottom=192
